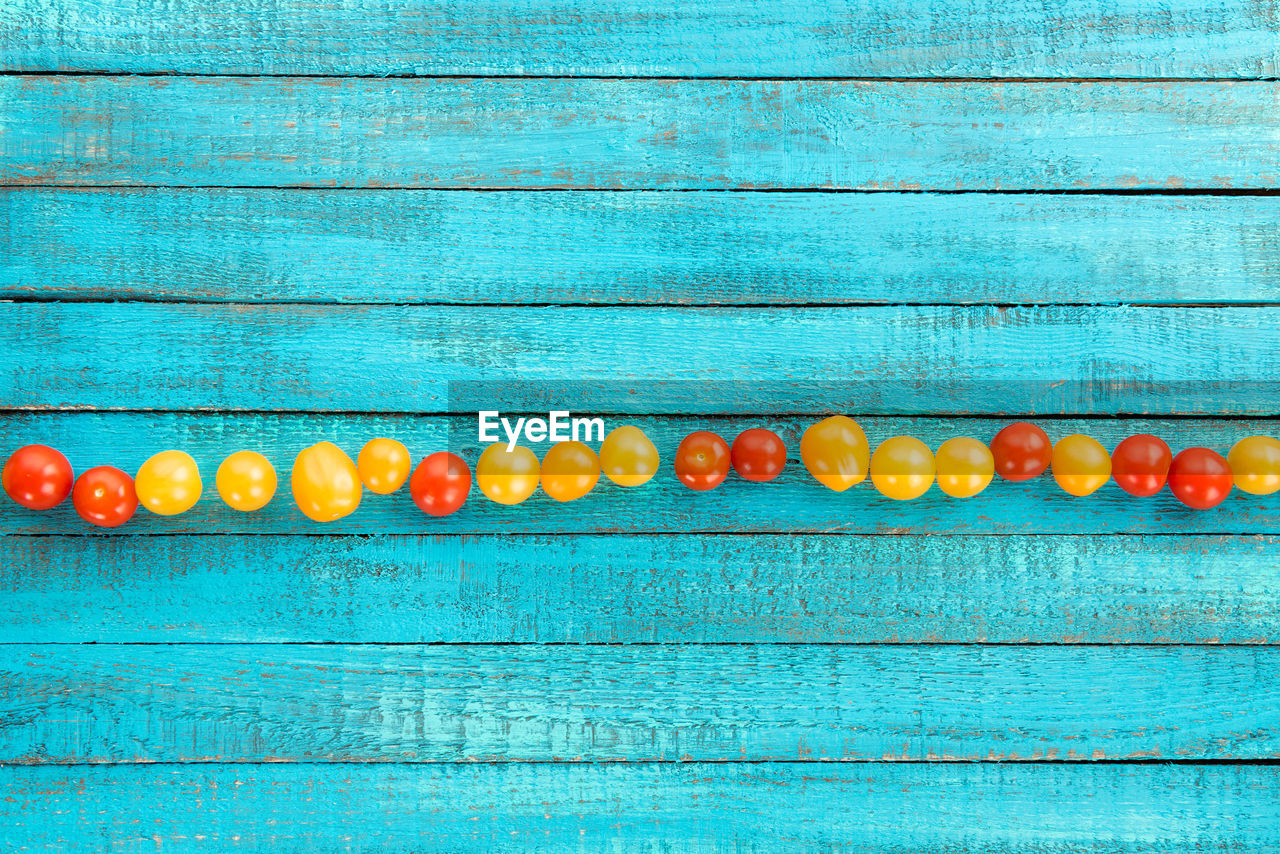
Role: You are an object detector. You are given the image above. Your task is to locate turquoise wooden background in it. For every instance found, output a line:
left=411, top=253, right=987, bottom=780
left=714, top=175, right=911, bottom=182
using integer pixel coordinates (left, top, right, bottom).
left=3, top=1, right=1280, bottom=850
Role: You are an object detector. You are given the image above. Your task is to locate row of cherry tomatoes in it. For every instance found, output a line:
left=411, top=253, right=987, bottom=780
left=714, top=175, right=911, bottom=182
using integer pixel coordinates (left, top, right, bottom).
left=4, top=420, right=1279, bottom=526
left=681, top=418, right=1279, bottom=510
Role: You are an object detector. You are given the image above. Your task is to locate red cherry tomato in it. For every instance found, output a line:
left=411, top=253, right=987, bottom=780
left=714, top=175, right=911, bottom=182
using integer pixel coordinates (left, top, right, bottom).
left=2, top=444, right=74, bottom=510
left=409, top=452, right=471, bottom=516
left=674, top=431, right=731, bottom=491
left=1167, top=447, right=1233, bottom=510
left=990, top=422, right=1052, bottom=482
left=1111, top=434, right=1172, bottom=497
left=730, top=428, right=787, bottom=482
left=72, top=466, right=138, bottom=528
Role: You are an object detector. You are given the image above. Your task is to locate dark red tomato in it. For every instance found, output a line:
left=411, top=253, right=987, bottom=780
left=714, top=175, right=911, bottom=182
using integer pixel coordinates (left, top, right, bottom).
left=730, top=428, right=787, bottom=482
left=409, top=452, right=471, bottom=516
left=72, top=466, right=138, bottom=528
left=989, top=422, right=1052, bottom=482
left=1111, top=434, right=1172, bottom=497
left=2, top=444, right=74, bottom=510
left=674, top=431, right=731, bottom=491
left=1167, top=447, right=1233, bottom=510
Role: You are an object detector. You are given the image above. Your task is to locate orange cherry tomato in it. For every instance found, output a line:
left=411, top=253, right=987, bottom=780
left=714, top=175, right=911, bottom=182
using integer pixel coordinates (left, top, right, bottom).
left=540, top=441, right=600, bottom=502
left=674, top=431, right=730, bottom=491
left=1228, top=436, right=1280, bottom=496
left=357, top=438, right=412, bottom=494
left=730, top=428, right=787, bottom=482
left=1051, top=434, right=1111, bottom=497
left=990, top=422, right=1052, bottom=482
left=869, top=436, right=935, bottom=500
left=934, top=437, right=994, bottom=498
left=2, top=444, right=73, bottom=510
left=476, top=443, right=540, bottom=505
left=800, top=416, right=869, bottom=492
left=1110, top=434, right=1171, bottom=497
left=409, top=452, right=471, bottom=516
left=1167, top=447, right=1233, bottom=510
left=216, top=450, right=277, bottom=512
left=72, top=466, right=137, bottom=528
left=135, top=450, right=203, bottom=516
left=291, top=442, right=362, bottom=522
left=598, top=426, right=659, bottom=487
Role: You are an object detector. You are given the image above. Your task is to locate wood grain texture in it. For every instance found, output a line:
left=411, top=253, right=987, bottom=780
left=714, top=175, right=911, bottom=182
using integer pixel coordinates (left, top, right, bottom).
left=4, top=764, right=1278, bottom=852
left=5, top=645, right=1278, bottom=763
left=4, top=413, right=1280, bottom=535
left=6, top=305, right=1280, bottom=415
left=8, top=188, right=1280, bottom=304
left=5, top=533, right=1278, bottom=644
left=6, top=77, right=1280, bottom=190
left=5, top=0, right=1279, bottom=77
left=7, top=0, right=1278, bottom=845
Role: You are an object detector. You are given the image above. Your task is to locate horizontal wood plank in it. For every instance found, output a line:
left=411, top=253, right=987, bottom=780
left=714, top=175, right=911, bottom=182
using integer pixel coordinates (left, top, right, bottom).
left=4, top=645, right=1278, bottom=763
left=5, top=305, right=1280, bottom=415
left=8, top=189, right=1280, bottom=304
left=3, top=414, right=1280, bottom=535
left=4, top=533, right=1277, bottom=644
left=3, top=764, right=1277, bottom=852
left=5, top=0, right=1278, bottom=77
left=5, top=77, right=1280, bottom=189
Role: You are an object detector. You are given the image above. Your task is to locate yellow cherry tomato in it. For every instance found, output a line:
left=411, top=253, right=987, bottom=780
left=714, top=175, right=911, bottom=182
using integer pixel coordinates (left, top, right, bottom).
left=291, top=441, right=361, bottom=522
left=357, top=437, right=412, bottom=494
left=216, top=450, right=277, bottom=512
left=540, top=441, right=600, bottom=502
left=870, top=436, right=935, bottom=500
left=476, top=443, right=540, bottom=505
left=135, top=450, right=203, bottom=515
left=1228, top=435, right=1280, bottom=495
left=801, top=416, right=869, bottom=492
left=598, top=425, right=659, bottom=487
left=1052, top=434, right=1111, bottom=497
left=934, top=437, right=995, bottom=499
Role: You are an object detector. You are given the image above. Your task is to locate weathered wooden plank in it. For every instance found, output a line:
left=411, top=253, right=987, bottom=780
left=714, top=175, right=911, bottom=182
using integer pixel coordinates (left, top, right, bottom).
left=5, top=305, right=1279, bottom=415
left=4, top=533, right=1277, bottom=644
left=3, top=414, right=1280, bottom=535
left=5, top=0, right=1279, bottom=78
left=8, top=188, right=1280, bottom=304
left=4, top=645, right=1277, bottom=763
left=3, top=763, right=1277, bottom=852
left=5, top=77, right=1280, bottom=190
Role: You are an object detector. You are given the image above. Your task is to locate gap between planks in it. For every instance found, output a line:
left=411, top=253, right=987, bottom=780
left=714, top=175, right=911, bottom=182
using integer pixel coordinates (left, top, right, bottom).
left=6, top=410, right=1280, bottom=420
left=11, top=759, right=1280, bottom=766
left=5, top=72, right=1280, bottom=82
left=12, top=301, right=1279, bottom=314
left=0, top=641, right=1275, bottom=647
left=8, top=184, right=1280, bottom=195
